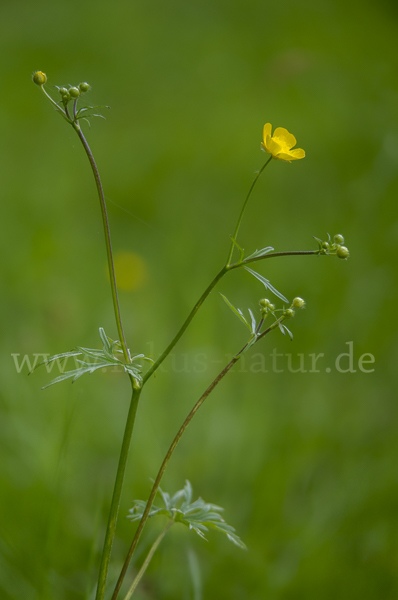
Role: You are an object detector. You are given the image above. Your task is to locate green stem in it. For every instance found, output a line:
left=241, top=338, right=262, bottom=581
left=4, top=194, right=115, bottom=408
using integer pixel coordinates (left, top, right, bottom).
left=72, top=122, right=131, bottom=363
left=226, top=156, right=272, bottom=266
left=71, top=117, right=138, bottom=600
left=143, top=251, right=317, bottom=383
left=96, top=387, right=142, bottom=600
left=229, top=249, right=319, bottom=270
left=111, top=316, right=284, bottom=599
left=40, top=85, right=69, bottom=121
left=122, top=521, right=174, bottom=600
left=142, top=266, right=227, bottom=383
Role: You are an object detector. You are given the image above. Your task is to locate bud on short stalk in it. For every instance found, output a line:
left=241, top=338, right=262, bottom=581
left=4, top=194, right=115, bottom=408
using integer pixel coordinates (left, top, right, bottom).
left=33, top=71, right=47, bottom=85
left=336, top=245, right=350, bottom=259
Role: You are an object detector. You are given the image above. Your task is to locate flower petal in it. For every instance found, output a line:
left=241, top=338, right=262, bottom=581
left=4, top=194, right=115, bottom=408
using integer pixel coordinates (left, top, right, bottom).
left=262, top=131, right=274, bottom=154
left=263, top=123, right=272, bottom=142
left=276, top=148, right=305, bottom=161
left=272, top=153, right=291, bottom=162
left=273, top=127, right=297, bottom=150
left=267, top=137, right=283, bottom=157
left=288, top=148, right=305, bottom=159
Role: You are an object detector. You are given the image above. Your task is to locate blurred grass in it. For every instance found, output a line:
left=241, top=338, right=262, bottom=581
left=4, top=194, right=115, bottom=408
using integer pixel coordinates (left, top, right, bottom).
left=1, top=0, right=398, bottom=598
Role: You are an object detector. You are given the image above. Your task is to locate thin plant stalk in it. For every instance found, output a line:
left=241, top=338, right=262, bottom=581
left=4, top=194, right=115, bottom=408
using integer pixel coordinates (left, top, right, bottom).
left=63, top=105, right=136, bottom=600
left=111, top=317, right=285, bottom=599
left=230, top=249, right=318, bottom=269
left=40, top=84, right=130, bottom=363
left=72, top=122, right=131, bottom=364
left=122, top=521, right=174, bottom=600
left=226, top=156, right=272, bottom=266
left=95, top=387, right=141, bottom=600
left=143, top=266, right=227, bottom=383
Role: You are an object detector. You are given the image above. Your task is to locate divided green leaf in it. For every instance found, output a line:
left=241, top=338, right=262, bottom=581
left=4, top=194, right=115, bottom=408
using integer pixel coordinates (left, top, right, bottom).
left=31, top=327, right=153, bottom=389
left=128, top=480, right=246, bottom=550
left=75, top=105, right=110, bottom=121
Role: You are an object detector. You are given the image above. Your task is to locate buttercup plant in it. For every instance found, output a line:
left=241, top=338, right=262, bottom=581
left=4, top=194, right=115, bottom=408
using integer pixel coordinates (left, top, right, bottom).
left=32, top=71, right=349, bottom=599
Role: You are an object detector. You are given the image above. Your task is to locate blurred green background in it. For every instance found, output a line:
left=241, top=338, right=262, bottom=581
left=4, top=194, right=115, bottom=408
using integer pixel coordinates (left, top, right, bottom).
left=1, top=0, right=398, bottom=598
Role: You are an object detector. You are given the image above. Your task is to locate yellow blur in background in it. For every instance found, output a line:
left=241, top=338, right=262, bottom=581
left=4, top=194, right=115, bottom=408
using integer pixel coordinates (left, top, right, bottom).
left=108, top=251, right=148, bottom=292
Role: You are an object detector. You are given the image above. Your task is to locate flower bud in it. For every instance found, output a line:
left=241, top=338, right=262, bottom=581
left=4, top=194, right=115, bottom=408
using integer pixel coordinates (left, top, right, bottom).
left=59, top=87, right=68, bottom=96
left=292, top=297, right=305, bottom=309
left=79, top=82, right=91, bottom=93
left=268, top=304, right=275, bottom=311
left=322, top=241, right=330, bottom=250
left=60, top=92, right=70, bottom=105
left=33, top=71, right=47, bottom=85
left=259, top=298, right=271, bottom=308
left=334, top=234, right=345, bottom=245
left=284, top=308, right=295, bottom=318
left=69, top=86, right=80, bottom=98
left=336, top=246, right=350, bottom=259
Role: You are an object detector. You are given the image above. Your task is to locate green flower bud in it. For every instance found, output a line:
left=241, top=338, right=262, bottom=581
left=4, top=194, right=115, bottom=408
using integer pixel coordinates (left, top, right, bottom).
left=69, top=86, right=80, bottom=98
left=259, top=298, right=271, bottom=308
left=33, top=71, right=47, bottom=85
left=284, top=308, right=295, bottom=318
left=79, top=82, right=91, bottom=93
left=60, top=92, right=71, bottom=105
left=268, top=304, right=275, bottom=312
left=59, top=87, right=68, bottom=96
left=322, top=241, right=330, bottom=250
left=334, top=234, right=345, bottom=245
left=292, top=297, right=305, bottom=309
left=336, top=246, right=350, bottom=259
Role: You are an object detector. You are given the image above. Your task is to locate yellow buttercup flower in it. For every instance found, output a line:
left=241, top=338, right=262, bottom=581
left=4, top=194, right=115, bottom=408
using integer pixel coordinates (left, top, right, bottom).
left=261, top=123, right=305, bottom=162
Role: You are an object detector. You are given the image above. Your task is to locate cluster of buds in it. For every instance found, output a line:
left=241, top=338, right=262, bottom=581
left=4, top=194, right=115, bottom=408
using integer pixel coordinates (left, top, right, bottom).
left=259, top=297, right=275, bottom=317
left=57, top=82, right=91, bottom=106
left=32, top=71, right=91, bottom=106
left=259, top=296, right=306, bottom=320
left=314, top=233, right=349, bottom=259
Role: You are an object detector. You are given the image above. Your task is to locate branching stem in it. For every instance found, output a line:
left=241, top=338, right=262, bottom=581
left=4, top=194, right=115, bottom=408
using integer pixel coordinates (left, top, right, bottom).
left=111, top=316, right=284, bottom=599
left=143, top=251, right=317, bottom=383
left=229, top=249, right=318, bottom=269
